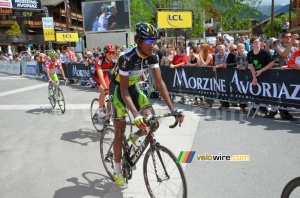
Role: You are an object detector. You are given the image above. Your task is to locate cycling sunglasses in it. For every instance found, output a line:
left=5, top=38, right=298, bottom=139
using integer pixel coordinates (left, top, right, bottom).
left=143, top=39, right=157, bottom=44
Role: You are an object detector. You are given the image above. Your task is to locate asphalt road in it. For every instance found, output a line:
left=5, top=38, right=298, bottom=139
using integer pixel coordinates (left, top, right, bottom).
left=0, top=73, right=300, bottom=198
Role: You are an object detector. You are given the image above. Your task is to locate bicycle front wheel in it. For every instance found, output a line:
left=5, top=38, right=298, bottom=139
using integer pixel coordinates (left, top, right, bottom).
left=143, top=145, right=187, bottom=198
left=90, top=98, right=103, bottom=132
left=49, top=87, right=56, bottom=109
left=100, top=127, right=115, bottom=180
left=281, top=177, right=300, bottom=198
left=57, top=87, right=65, bottom=114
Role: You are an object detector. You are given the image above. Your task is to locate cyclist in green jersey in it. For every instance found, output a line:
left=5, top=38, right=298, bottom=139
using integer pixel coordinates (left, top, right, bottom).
left=109, top=22, right=185, bottom=188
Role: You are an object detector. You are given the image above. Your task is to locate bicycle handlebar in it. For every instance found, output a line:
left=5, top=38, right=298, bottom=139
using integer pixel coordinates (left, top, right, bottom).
left=144, top=112, right=183, bottom=128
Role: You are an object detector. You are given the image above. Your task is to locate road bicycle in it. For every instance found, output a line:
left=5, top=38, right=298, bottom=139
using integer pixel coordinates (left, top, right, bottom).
left=48, top=79, right=67, bottom=114
left=281, top=177, right=300, bottom=198
left=100, top=113, right=187, bottom=198
left=90, top=95, right=113, bottom=132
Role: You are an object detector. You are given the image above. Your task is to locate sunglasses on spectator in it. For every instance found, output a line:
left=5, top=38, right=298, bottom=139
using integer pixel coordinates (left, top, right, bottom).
left=231, top=49, right=237, bottom=52
left=284, top=35, right=291, bottom=39
left=143, top=39, right=156, bottom=44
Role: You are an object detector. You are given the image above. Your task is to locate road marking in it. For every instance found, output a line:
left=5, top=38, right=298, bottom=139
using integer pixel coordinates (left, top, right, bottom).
left=0, top=83, right=48, bottom=97
left=0, top=104, right=90, bottom=110
left=0, top=77, right=28, bottom=80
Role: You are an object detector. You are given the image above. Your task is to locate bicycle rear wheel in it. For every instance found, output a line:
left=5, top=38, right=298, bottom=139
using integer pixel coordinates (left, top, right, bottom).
left=281, top=177, right=300, bottom=198
left=143, top=145, right=187, bottom=198
left=49, top=87, right=56, bottom=109
left=100, top=127, right=115, bottom=180
left=57, top=87, right=65, bottom=114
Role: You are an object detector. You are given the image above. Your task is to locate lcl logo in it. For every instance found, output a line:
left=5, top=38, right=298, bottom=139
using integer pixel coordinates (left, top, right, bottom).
left=167, top=14, right=184, bottom=27
left=45, top=32, right=54, bottom=35
left=168, top=15, right=183, bottom=21
left=62, top=34, right=73, bottom=38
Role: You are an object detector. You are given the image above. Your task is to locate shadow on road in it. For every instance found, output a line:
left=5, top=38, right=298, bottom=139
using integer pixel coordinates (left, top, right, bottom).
left=25, top=106, right=60, bottom=115
left=53, top=172, right=125, bottom=198
left=60, top=128, right=99, bottom=146
left=151, top=98, right=300, bottom=133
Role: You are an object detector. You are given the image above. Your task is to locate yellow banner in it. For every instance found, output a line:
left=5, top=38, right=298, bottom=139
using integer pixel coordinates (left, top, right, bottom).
left=43, top=29, right=55, bottom=41
left=157, top=11, right=193, bottom=29
left=56, top=32, right=78, bottom=42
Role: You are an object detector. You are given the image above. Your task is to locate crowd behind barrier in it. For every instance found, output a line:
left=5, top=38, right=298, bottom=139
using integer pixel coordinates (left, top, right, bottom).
left=1, top=60, right=300, bottom=111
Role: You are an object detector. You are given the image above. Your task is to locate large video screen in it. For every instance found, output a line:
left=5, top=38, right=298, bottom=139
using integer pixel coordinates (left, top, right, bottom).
left=82, top=0, right=130, bottom=33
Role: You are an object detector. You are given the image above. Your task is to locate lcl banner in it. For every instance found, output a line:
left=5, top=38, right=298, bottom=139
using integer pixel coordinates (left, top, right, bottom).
left=11, top=0, right=41, bottom=9
left=42, top=17, right=55, bottom=41
left=157, top=11, right=193, bottom=29
left=161, top=66, right=300, bottom=108
left=56, top=32, right=79, bottom=42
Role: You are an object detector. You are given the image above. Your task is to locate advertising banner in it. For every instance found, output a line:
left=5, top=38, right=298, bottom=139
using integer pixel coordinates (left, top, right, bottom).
left=62, top=63, right=90, bottom=79
left=161, top=67, right=300, bottom=108
left=25, top=64, right=37, bottom=78
left=56, top=32, right=78, bottom=42
left=42, top=17, right=55, bottom=41
left=157, top=11, right=193, bottom=29
left=11, top=0, right=41, bottom=9
left=0, top=0, right=12, bottom=8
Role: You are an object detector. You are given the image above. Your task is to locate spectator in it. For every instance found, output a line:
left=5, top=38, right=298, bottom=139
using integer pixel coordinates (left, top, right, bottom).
left=98, top=7, right=110, bottom=31
left=264, top=39, right=274, bottom=55
left=92, top=47, right=101, bottom=58
left=236, top=43, right=248, bottom=70
left=276, top=32, right=298, bottom=121
left=56, top=49, right=64, bottom=61
left=217, top=44, right=238, bottom=111
left=161, top=44, right=175, bottom=102
left=92, top=12, right=101, bottom=31
left=240, top=35, right=250, bottom=52
left=170, top=45, right=188, bottom=104
left=248, top=37, right=276, bottom=118
left=108, top=6, right=121, bottom=30
left=293, top=39, right=299, bottom=49
left=214, top=36, right=229, bottom=54
left=186, top=46, right=200, bottom=67
left=281, top=18, right=289, bottom=33
left=63, top=52, right=71, bottom=63
left=115, top=45, right=121, bottom=58
left=66, top=47, right=75, bottom=63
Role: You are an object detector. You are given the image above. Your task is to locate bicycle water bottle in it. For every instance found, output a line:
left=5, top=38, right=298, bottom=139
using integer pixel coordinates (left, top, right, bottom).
left=129, top=130, right=144, bottom=147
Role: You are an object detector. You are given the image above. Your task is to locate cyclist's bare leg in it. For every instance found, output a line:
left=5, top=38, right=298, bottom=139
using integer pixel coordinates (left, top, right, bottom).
left=98, top=84, right=105, bottom=108
left=113, top=119, right=126, bottom=163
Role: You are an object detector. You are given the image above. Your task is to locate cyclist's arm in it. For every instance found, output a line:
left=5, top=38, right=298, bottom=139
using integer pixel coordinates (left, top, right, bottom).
left=96, top=69, right=108, bottom=89
left=46, top=67, right=51, bottom=81
left=152, top=67, right=173, bottom=111
left=120, top=75, right=140, bottom=117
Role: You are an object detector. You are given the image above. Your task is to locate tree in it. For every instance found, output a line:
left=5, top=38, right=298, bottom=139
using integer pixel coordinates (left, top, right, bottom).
left=6, top=21, right=22, bottom=37
left=262, top=13, right=296, bottom=38
left=214, top=0, right=262, bottom=31
left=130, top=0, right=155, bottom=31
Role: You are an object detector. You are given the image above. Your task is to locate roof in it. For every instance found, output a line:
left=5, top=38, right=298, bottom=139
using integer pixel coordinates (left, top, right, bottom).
left=255, top=12, right=285, bottom=27
left=41, top=0, right=64, bottom=6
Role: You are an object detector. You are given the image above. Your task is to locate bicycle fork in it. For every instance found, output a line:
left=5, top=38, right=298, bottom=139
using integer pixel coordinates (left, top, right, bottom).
left=150, top=134, right=170, bottom=182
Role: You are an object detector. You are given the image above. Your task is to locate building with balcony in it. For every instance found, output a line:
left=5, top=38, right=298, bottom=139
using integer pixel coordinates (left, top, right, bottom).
left=291, top=0, right=300, bottom=33
left=0, top=0, right=84, bottom=53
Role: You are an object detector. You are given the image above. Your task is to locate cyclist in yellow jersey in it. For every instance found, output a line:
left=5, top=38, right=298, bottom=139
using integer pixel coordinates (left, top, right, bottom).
left=109, top=22, right=185, bottom=188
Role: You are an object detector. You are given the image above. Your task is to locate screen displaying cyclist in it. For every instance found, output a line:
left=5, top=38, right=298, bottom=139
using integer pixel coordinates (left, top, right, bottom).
left=109, top=22, right=185, bottom=188
left=90, top=44, right=116, bottom=119
left=45, top=51, right=66, bottom=106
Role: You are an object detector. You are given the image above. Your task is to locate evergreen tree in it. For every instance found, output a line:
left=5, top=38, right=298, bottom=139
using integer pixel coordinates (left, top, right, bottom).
left=6, top=21, right=22, bottom=37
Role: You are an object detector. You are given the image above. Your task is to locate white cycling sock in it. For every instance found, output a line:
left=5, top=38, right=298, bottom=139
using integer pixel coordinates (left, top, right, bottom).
left=115, top=162, right=121, bottom=173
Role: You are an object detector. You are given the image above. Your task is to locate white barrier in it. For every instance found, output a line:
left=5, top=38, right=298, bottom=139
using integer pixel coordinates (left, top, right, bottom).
left=0, top=60, right=21, bottom=75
